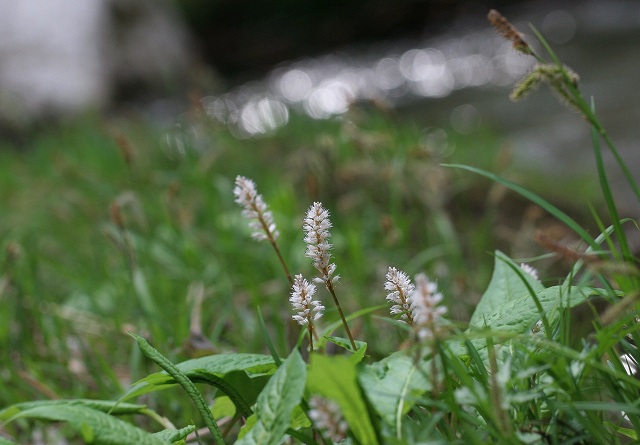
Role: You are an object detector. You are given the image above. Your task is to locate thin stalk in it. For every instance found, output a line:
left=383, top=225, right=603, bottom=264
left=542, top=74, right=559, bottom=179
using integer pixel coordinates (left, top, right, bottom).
left=308, top=323, right=315, bottom=353
left=486, top=336, right=513, bottom=440
left=325, top=280, right=357, bottom=351
left=253, top=204, right=293, bottom=285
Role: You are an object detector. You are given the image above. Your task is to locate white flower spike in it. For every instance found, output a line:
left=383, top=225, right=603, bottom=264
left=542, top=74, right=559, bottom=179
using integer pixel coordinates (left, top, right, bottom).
left=233, top=175, right=279, bottom=242
left=385, top=267, right=416, bottom=325
left=410, top=273, right=447, bottom=341
left=289, top=274, right=324, bottom=326
left=303, top=202, right=338, bottom=285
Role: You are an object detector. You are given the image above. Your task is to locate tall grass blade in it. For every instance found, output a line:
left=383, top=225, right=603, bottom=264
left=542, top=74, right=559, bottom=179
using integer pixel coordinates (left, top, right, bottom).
left=131, top=333, right=226, bottom=444
left=444, top=164, right=598, bottom=248
left=530, top=25, right=640, bottom=203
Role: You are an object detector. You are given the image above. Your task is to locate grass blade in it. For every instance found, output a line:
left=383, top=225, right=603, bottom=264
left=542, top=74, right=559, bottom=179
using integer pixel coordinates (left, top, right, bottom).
left=131, top=333, right=226, bottom=445
left=443, top=164, right=598, bottom=248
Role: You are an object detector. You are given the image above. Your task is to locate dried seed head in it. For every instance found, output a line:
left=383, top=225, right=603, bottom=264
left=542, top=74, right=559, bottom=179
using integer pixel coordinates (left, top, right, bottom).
left=488, top=9, right=532, bottom=55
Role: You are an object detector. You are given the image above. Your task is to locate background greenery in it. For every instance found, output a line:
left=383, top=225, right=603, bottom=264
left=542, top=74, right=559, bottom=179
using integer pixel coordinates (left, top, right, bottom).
left=0, top=102, right=603, bottom=438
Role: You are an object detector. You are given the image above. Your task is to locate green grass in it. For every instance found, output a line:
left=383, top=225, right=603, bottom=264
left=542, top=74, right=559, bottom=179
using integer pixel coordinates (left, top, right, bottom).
left=0, top=111, right=509, bottom=408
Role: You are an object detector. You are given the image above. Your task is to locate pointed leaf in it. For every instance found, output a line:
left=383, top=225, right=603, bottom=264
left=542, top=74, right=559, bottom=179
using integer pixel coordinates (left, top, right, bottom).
left=5, top=405, right=166, bottom=445
left=120, top=353, right=276, bottom=416
left=477, top=285, right=593, bottom=333
left=358, top=352, right=430, bottom=432
left=0, top=399, right=148, bottom=421
left=153, top=425, right=196, bottom=443
left=324, top=336, right=367, bottom=355
left=236, top=350, right=306, bottom=445
left=469, top=251, right=544, bottom=327
left=308, top=354, right=379, bottom=445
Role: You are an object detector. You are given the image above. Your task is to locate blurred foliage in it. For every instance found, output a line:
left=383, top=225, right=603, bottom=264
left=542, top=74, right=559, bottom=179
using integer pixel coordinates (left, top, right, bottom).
left=0, top=105, right=600, bottom=431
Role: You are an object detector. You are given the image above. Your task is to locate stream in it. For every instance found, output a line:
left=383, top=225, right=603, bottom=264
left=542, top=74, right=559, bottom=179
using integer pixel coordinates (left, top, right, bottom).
left=198, top=0, right=640, bottom=212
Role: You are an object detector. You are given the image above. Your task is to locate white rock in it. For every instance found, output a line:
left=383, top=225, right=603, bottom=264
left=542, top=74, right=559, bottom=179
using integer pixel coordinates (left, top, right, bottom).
left=0, top=0, right=192, bottom=125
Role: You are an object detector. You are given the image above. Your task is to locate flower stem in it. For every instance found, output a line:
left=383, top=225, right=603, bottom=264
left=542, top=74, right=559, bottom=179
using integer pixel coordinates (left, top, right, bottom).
left=326, top=280, right=357, bottom=351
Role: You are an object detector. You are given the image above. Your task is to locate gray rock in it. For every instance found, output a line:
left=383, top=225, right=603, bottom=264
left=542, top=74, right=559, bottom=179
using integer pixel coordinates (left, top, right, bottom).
left=0, top=0, right=193, bottom=131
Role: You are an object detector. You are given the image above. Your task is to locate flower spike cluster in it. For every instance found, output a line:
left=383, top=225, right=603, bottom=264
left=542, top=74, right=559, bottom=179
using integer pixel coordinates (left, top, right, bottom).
left=233, top=175, right=279, bottom=242
left=308, top=396, right=348, bottom=443
left=289, top=274, right=325, bottom=326
left=386, top=267, right=447, bottom=341
left=303, top=202, right=339, bottom=285
left=411, top=273, right=447, bottom=341
left=302, top=202, right=356, bottom=350
left=385, top=267, right=416, bottom=325
left=519, top=263, right=539, bottom=280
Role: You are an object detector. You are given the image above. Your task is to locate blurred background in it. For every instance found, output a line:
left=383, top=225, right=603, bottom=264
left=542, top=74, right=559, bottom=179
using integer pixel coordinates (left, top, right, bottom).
left=1, top=0, right=640, bottom=206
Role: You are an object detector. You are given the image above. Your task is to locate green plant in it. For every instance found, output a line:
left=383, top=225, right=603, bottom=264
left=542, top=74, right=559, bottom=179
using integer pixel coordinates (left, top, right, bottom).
left=2, top=9, right=639, bottom=445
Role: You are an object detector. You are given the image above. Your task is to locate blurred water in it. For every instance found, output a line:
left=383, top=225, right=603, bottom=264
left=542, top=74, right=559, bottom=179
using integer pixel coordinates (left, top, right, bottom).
left=196, top=0, right=640, bottom=210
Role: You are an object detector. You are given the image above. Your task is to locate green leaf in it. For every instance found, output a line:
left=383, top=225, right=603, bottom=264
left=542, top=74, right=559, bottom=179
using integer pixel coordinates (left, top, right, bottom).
left=0, top=399, right=149, bottom=421
left=132, top=334, right=225, bottom=444
left=4, top=405, right=166, bottom=445
left=324, top=335, right=368, bottom=355
left=477, top=284, right=593, bottom=334
left=0, top=438, right=18, bottom=445
left=211, top=395, right=236, bottom=419
left=308, top=353, right=379, bottom=445
left=236, top=349, right=306, bottom=445
left=358, top=352, right=430, bottom=434
left=469, top=251, right=544, bottom=328
left=604, top=421, right=638, bottom=441
left=120, top=353, right=276, bottom=417
left=152, top=425, right=196, bottom=443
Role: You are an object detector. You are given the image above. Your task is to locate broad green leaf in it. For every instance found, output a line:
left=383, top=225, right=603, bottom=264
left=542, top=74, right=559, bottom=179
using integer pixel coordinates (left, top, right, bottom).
left=469, top=251, right=544, bottom=328
left=0, top=399, right=148, bottom=421
left=308, top=354, right=379, bottom=445
left=324, top=335, right=368, bottom=356
left=121, top=353, right=276, bottom=415
left=290, top=405, right=312, bottom=430
left=235, top=350, right=306, bottom=445
left=0, top=438, right=18, bottom=445
left=5, top=405, right=166, bottom=445
left=359, top=352, right=430, bottom=434
left=154, top=352, right=276, bottom=377
left=478, top=285, right=593, bottom=334
left=153, top=425, right=196, bottom=443
left=211, top=395, right=236, bottom=419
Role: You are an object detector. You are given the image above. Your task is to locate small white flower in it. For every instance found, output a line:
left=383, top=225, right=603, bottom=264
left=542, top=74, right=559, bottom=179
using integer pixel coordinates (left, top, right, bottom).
left=233, top=175, right=279, bottom=242
left=385, top=267, right=416, bottom=325
left=519, top=263, right=539, bottom=280
left=308, top=396, right=348, bottom=443
left=290, top=274, right=324, bottom=326
left=303, top=202, right=339, bottom=285
left=409, top=273, right=447, bottom=341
